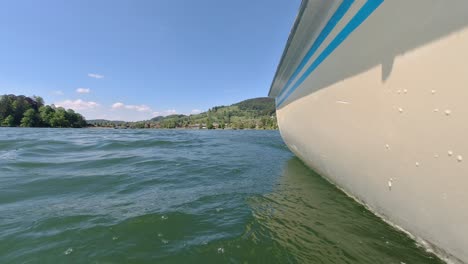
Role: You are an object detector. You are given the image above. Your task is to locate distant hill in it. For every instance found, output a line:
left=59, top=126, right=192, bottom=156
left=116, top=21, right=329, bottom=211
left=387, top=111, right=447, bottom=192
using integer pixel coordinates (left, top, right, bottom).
left=150, top=114, right=186, bottom=122
left=234, top=97, right=276, bottom=116
left=89, top=97, right=277, bottom=130
left=87, top=119, right=126, bottom=126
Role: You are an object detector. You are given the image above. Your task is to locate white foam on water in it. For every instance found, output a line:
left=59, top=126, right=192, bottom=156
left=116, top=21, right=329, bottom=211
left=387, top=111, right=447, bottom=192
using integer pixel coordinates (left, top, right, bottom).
left=64, top=248, right=73, bottom=255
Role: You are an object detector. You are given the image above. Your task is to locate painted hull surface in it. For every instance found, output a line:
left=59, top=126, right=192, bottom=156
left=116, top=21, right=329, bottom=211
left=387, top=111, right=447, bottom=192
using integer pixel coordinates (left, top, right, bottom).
left=269, top=0, right=468, bottom=263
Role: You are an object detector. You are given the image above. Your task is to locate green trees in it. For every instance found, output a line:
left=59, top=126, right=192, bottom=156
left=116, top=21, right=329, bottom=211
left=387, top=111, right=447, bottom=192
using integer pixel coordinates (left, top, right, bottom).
left=161, top=120, right=176, bottom=128
left=0, top=96, right=12, bottom=124
left=20, top=109, right=39, bottom=127
left=11, top=97, right=31, bottom=124
left=32, top=96, right=44, bottom=107
left=49, top=108, right=70, bottom=127
left=39, top=105, right=55, bottom=126
left=2, top=115, right=14, bottom=127
left=206, top=112, right=214, bottom=129
left=0, top=95, right=36, bottom=126
left=0, top=94, right=87, bottom=128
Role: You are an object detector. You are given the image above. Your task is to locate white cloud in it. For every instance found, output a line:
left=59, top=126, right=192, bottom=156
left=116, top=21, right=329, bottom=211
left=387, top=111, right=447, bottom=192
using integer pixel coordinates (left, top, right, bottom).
left=190, top=109, right=202, bottom=115
left=53, top=90, right=64, bottom=95
left=55, top=99, right=100, bottom=110
left=111, top=102, right=151, bottom=112
left=88, top=73, right=104, bottom=79
left=76, top=88, right=91, bottom=94
left=109, top=102, right=171, bottom=121
left=129, top=105, right=151, bottom=112
left=112, top=102, right=125, bottom=109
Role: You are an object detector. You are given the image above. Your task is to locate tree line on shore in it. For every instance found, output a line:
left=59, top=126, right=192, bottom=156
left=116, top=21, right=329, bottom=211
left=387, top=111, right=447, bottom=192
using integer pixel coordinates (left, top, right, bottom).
left=88, top=97, right=278, bottom=130
left=0, top=94, right=87, bottom=128
left=1, top=95, right=277, bottom=130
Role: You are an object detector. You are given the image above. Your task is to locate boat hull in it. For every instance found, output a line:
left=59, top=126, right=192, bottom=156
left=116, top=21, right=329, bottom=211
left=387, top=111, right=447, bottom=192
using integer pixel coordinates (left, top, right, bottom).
left=270, top=0, right=468, bottom=263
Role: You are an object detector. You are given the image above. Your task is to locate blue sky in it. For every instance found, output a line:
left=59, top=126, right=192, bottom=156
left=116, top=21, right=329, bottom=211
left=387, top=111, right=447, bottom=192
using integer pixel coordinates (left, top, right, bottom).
left=0, top=0, right=300, bottom=121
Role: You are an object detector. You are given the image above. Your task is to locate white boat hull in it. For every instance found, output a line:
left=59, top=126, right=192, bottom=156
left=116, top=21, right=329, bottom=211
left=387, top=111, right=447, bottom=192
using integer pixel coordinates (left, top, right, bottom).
left=270, top=0, right=468, bottom=263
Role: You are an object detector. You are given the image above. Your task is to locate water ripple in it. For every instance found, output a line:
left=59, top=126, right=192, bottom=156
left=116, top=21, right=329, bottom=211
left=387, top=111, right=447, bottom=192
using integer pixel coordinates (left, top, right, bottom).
left=0, top=128, right=443, bottom=263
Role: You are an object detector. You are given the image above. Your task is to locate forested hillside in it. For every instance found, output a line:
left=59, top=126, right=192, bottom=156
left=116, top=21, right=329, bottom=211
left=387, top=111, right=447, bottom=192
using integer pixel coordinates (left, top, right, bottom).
left=88, top=97, right=277, bottom=129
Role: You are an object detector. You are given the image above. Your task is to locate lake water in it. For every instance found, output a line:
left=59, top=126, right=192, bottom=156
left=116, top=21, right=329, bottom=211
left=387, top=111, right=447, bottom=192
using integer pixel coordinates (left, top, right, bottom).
left=0, top=128, right=443, bottom=263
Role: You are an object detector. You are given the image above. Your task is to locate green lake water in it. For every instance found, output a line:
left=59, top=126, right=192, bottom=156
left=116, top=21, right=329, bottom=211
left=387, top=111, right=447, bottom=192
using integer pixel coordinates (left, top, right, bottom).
left=0, top=128, right=443, bottom=263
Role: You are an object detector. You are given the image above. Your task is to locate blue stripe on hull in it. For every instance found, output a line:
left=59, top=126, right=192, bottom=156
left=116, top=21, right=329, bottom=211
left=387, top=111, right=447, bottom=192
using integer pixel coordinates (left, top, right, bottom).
left=276, top=0, right=354, bottom=101
left=276, top=0, right=384, bottom=108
